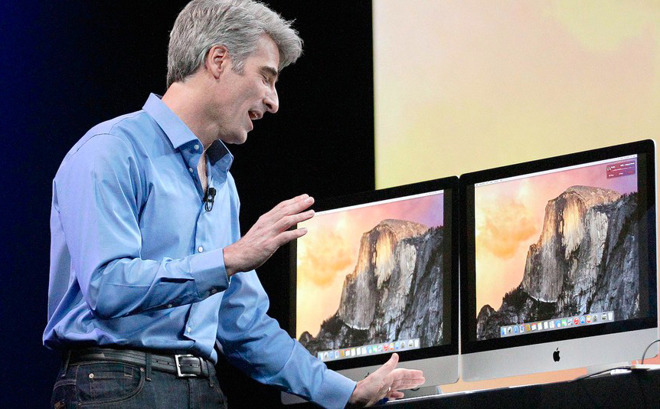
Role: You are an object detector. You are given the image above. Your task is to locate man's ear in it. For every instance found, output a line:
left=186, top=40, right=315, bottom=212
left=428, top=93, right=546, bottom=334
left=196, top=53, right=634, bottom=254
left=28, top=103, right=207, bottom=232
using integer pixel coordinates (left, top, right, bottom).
left=205, top=45, right=230, bottom=79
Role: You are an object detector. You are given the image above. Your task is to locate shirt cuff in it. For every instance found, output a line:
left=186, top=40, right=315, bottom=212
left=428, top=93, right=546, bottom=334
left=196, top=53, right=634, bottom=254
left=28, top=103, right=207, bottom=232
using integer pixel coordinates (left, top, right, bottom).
left=189, top=248, right=229, bottom=297
left=314, top=369, right=356, bottom=409
left=279, top=342, right=356, bottom=408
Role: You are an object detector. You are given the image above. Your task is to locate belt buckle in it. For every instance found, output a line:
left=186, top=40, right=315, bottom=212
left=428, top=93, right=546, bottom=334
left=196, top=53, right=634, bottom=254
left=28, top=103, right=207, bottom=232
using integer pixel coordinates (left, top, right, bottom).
left=174, top=354, right=197, bottom=377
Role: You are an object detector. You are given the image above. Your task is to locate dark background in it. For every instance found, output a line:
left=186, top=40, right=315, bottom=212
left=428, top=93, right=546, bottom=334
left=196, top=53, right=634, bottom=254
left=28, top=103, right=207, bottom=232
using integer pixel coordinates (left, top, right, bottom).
left=0, top=1, right=373, bottom=407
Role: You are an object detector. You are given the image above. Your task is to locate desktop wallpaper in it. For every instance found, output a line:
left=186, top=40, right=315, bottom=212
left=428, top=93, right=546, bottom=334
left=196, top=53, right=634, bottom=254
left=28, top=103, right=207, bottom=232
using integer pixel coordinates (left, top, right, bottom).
left=295, top=193, right=445, bottom=354
left=474, top=160, right=640, bottom=340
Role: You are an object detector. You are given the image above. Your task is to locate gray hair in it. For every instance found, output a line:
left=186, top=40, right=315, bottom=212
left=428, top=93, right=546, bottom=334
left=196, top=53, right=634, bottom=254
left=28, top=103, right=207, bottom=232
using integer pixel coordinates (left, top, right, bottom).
left=167, top=0, right=303, bottom=87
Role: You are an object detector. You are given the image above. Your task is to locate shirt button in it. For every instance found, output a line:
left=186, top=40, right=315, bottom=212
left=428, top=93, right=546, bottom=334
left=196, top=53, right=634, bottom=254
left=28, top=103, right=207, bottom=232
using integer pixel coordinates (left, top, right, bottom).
left=194, top=144, right=200, bottom=150
left=187, top=326, right=192, bottom=333
left=210, top=288, right=217, bottom=294
left=167, top=304, right=173, bottom=309
left=188, top=167, right=194, bottom=173
left=197, top=246, right=204, bottom=253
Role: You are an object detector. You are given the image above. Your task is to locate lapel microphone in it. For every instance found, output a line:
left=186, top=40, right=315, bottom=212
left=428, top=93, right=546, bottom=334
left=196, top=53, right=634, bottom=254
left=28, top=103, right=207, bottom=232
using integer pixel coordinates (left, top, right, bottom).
left=204, top=187, right=216, bottom=212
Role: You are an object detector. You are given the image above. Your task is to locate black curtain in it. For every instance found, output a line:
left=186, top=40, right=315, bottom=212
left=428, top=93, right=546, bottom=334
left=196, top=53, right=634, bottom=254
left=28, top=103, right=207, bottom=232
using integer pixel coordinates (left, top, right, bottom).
left=0, top=1, right=373, bottom=407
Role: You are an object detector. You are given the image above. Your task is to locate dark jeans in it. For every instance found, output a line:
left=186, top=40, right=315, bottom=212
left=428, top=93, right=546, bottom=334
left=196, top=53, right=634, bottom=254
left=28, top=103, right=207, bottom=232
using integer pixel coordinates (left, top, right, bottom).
left=51, top=361, right=227, bottom=409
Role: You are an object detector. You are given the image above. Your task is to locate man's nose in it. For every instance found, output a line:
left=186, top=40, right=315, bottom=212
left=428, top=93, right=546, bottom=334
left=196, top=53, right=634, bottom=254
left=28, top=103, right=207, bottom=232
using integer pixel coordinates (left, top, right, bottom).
left=264, top=88, right=279, bottom=114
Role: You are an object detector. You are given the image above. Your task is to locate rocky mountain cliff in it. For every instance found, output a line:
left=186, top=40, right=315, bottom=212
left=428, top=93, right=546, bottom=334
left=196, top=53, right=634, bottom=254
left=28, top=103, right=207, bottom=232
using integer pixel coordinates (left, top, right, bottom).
left=300, top=219, right=446, bottom=354
left=476, top=186, right=640, bottom=340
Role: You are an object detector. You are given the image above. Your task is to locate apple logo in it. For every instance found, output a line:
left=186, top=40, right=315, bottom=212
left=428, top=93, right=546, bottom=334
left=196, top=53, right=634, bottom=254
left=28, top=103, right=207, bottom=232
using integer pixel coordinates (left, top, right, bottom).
left=553, top=348, right=560, bottom=362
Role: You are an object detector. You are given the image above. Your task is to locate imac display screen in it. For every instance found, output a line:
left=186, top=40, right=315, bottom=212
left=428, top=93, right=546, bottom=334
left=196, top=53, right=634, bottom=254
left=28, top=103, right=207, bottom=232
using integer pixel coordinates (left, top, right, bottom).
left=460, top=140, right=658, bottom=381
left=290, top=177, right=459, bottom=385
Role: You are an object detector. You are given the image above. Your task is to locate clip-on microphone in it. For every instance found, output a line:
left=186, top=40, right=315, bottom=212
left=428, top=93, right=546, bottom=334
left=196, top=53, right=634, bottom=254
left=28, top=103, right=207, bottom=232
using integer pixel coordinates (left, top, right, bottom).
left=204, top=187, right=216, bottom=212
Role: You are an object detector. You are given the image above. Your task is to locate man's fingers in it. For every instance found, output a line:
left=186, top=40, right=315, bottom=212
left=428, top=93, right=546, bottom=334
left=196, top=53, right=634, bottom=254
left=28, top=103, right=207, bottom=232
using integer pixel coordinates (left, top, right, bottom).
left=267, top=200, right=316, bottom=248
left=262, top=194, right=314, bottom=228
left=273, top=194, right=314, bottom=215
left=255, top=194, right=314, bottom=232
left=348, top=353, right=427, bottom=407
left=388, top=390, right=405, bottom=400
left=224, top=194, right=315, bottom=276
left=390, top=368, right=425, bottom=391
left=276, top=209, right=315, bottom=231
left=377, top=353, right=399, bottom=375
left=274, top=227, right=309, bottom=247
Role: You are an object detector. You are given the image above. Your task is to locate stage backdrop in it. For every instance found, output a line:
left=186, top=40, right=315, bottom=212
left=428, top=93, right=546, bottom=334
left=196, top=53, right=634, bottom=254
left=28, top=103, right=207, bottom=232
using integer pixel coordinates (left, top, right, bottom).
left=0, top=1, right=373, bottom=408
left=373, top=0, right=660, bottom=394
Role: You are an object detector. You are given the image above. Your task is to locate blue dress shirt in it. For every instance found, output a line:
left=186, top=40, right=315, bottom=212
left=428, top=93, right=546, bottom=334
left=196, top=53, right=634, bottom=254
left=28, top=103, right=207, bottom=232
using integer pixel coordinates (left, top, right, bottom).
left=43, top=94, right=355, bottom=408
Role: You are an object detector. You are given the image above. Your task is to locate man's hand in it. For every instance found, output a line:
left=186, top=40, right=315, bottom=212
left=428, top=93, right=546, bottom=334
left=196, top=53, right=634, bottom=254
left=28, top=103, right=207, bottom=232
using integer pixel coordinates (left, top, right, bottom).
left=223, top=194, right=315, bottom=277
left=348, top=353, right=425, bottom=407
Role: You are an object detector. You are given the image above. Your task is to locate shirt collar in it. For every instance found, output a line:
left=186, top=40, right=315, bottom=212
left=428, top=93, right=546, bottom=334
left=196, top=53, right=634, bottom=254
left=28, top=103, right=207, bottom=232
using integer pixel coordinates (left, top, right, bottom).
left=143, top=93, right=233, bottom=170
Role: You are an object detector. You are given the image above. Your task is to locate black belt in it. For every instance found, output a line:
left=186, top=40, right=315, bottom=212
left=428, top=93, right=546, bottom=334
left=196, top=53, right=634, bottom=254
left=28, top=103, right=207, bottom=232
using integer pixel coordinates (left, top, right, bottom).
left=67, top=347, right=213, bottom=378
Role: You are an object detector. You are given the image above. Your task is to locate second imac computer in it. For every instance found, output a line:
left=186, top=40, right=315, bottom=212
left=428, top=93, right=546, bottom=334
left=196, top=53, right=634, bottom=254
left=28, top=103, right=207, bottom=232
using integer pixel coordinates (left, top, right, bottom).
left=286, top=177, right=460, bottom=400
left=460, top=139, right=658, bottom=381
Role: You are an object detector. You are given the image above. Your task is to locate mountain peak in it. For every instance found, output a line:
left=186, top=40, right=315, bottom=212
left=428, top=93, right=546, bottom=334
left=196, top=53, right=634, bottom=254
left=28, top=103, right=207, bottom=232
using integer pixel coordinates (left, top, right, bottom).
left=372, top=219, right=429, bottom=241
left=560, top=185, right=621, bottom=208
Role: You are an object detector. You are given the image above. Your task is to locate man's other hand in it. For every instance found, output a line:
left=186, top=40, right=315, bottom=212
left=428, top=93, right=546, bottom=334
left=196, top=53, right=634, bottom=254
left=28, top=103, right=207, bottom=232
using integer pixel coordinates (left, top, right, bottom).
left=347, top=353, right=425, bottom=407
left=223, top=194, right=314, bottom=277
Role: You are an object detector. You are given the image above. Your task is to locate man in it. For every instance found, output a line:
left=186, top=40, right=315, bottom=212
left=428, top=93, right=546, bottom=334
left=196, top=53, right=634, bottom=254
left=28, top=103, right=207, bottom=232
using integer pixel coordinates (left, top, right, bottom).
left=43, top=0, right=424, bottom=408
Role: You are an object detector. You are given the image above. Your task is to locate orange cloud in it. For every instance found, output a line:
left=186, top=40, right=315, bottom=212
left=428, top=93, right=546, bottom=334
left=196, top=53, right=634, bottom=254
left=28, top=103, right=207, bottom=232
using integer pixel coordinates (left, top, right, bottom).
left=298, top=228, right=355, bottom=288
left=477, top=199, right=537, bottom=259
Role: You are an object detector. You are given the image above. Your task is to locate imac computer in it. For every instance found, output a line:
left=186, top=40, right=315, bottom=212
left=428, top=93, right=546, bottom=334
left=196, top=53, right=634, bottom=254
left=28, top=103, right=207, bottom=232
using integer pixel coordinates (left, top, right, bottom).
left=460, top=139, right=658, bottom=382
left=283, top=177, right=460, bottom=403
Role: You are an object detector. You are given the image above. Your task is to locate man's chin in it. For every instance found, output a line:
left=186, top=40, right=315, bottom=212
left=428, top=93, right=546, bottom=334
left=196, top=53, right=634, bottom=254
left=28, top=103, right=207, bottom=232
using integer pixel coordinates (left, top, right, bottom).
left=220, top=132, right=249, bottom=145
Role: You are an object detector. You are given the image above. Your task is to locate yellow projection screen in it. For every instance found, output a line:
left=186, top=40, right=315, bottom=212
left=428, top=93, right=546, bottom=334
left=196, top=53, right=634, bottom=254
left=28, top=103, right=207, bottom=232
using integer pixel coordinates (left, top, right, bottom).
left=374, top=0, right=659, bottom=189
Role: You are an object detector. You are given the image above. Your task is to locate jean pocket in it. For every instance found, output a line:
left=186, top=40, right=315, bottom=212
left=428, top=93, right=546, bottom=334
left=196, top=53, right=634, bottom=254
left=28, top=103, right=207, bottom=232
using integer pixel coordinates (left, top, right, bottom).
left=51, top=376, right=77, bottom=409
left=75, top=362, right=145, bottom=406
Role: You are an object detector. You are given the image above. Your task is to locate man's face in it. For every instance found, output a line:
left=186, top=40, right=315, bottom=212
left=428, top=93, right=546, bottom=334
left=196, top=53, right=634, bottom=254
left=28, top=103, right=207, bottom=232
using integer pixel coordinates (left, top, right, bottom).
left=212, top=35, right=280, bottom=145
